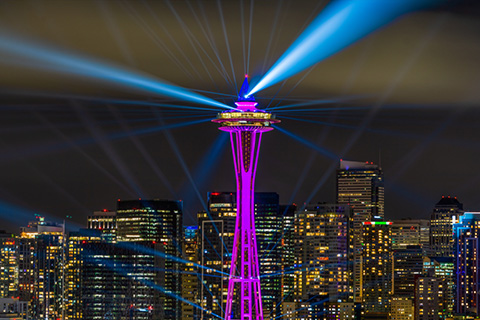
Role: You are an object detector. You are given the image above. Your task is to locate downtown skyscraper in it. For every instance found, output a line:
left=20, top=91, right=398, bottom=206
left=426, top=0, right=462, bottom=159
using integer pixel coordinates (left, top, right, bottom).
left=453, top=212, right=480, bottom=316
left=430, top=196, right=464, bottom=257
left=78, top=200, right=184, bottom=320
left=336, top=160, right=384, bottom=304
left=293, top=204, right=352, bottom=320
left=361, top=221, right=393, bottom=317
left=116, top=199, right=183, bottom=320
left=337, top=160, right=384, bottom=220
left=0, top=230, right=18, bottom=298
left=17, top=217, right=64, bottom=320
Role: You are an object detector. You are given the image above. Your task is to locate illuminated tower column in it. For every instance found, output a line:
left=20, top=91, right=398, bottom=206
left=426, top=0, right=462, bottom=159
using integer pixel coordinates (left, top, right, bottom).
left=212, top=77, right=280, bottom=320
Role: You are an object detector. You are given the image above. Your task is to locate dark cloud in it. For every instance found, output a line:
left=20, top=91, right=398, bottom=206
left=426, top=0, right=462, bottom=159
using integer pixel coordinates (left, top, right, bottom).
left=0, top=0, right=479, bottom=231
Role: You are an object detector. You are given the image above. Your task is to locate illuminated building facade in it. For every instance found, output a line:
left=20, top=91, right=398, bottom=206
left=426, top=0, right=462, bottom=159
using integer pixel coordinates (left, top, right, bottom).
left=337, top=160, right=384, bottom=219
left=18, top=217, right=64, bottom=320
left=415, top=271, right=448, bottom=320
left=0, top=297, right=29, bottom=319
left=393, top=245, right=423, bottom=299
left=252, top=192, right=282, bottom=319
left=0, top=231, right=18, bottom=298
left=361, top=221, right=392, bottom=316
left=212, top=77, right=280, bottom=320
left=116, top=199, right=183, bottom=320
left=430, top=196, right=463, bottom=258
left=325, top=302, right=355, bottom=320
left=293, top=204, right=351, bottom=320
left=87, top=209, right=117, bottom=242
left=81, top=236, right=121, bottom=320
left=65, top=228, right=103, bottom=320
left=17, top=236, right=35, bottom=304
left=453, top=212, right=480, bottom=316
left=390, top=297, right=414, bottom=320
left=422, top=256, right=454, bottom=318
left=279, top=204, right=297, bottom=317
left=336, top=160, right=384, bottom=303
left=182, top=226, right=199, bottom=320
left=197, top=192, right=283, bottom=320
left=391, top=219, right=429, bottom=252
left=198, top=192, right=236, bottom=319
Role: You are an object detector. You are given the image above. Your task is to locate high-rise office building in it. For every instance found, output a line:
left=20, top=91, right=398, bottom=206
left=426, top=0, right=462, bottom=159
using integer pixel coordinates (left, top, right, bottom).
left=81, top=235, right=121, bottom=320
left=79, top=210, right=119, bottom=320
left=337, top=160, right=384, bottom=219
left=393, top=245, right=423, bottom=298
left=415, top=271, right=448, bottom=320
left=0, top=230, right=18, bottom=298
left=18, top=218, right=65, bottom=320
left=182, top=226, right=199, bottom=320
left=293, top=204, right=351, bottom=320
left=17, top=235, right=35, bottom=305
left=390, top=297, right=414, bottom=320
left=197, top=192, right=284, bottom=319
left=391, top=219, right=429, bottom=252
left=279, top=204, right=297, bottom=317
left=453, top=212, right=480, bottom=316
left=18, top=217, right=64, bottom=320
left=337, top=160, right=384, bottom=303
left=253, top=192, right=282, bottom=319
left=422, top=256, right=454, bottom=318
left=87, top=209, right=117, bottom=242
left=198, top=192, right=236, bottom=319
left=65, top=228, right=103, bottom=320
left=116, top=199, right=183, bottom=320
left=429, top=196, right=463, bottom=258
left=362, top=221, right=392, bottom=316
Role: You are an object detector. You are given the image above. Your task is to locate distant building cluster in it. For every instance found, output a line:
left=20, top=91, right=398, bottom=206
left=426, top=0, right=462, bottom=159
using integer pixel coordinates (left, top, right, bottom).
left=0, top=160, right=479, bottom=320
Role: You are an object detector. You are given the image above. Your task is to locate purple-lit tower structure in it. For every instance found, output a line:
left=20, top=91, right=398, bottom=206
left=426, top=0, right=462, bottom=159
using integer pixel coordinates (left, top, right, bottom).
left=212, top=77, right=280, bottom=320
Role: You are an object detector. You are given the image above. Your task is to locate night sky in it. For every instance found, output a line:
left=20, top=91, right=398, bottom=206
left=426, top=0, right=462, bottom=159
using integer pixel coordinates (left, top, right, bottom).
left=1, top=0, right=480, bottom=232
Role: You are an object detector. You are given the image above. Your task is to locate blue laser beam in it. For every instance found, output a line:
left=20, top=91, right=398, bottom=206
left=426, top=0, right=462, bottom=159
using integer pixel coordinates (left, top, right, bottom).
left=249, top=0, right=440, bottom=96
left=0, top=34, right=232, bottom=109
left=113, top=241, right=229, bottom=276
left=0, top=199, right=82, bottom=231
left=181, top=133, right=228, bottom=209
left=85, top=255, right=222, bottom=319
left=272, top=125, right=339, bottom=160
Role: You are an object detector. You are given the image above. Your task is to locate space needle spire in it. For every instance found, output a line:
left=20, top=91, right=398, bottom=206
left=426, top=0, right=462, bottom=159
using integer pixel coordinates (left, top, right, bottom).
left=212, top=76, right=280, bottom=320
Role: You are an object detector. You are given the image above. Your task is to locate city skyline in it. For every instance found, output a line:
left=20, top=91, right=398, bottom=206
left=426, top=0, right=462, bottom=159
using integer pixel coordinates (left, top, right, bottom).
left=3, top=193, right=476, bottom=319
left=0, top=0, right=480, bottom=233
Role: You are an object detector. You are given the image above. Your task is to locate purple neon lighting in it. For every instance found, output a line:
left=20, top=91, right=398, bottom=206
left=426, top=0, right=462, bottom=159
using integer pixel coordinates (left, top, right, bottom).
left=234, top=101, right=259, bottom=111
left=213, top=78, right=279, bottom=320
left=224, top=129, right=264, bottom=320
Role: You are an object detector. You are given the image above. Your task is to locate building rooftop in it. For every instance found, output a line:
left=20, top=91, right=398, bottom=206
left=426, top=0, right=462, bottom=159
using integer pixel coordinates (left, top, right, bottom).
left=435, top=196, right=462, bottom=208
left=339, top=160, right=380, bottom=170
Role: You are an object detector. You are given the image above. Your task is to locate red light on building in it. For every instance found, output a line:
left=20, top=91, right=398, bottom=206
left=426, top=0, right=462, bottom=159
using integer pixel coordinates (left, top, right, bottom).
left=211, top=192, right=220, bottom=196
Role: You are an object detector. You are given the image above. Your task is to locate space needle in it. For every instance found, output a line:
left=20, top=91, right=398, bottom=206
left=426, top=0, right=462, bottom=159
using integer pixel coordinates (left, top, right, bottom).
left=212, top=76, right=280, bottom=320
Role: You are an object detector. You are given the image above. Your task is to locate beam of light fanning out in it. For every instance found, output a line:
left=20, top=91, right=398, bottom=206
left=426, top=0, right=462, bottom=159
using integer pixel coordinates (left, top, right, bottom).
left=0, top=34, right=232, bottom=109
left=248, top=0, right=440, bottom=96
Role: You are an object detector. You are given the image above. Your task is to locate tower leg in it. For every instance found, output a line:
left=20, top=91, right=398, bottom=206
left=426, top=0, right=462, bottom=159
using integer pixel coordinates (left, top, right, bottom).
left=224, top=131, right=264, bottom=320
